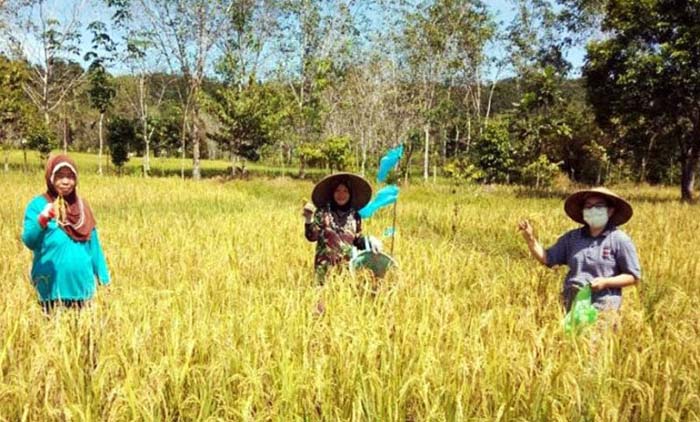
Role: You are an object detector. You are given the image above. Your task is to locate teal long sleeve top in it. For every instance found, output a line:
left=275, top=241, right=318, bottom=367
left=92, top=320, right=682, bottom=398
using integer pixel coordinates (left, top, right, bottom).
left=21, top=195, right=110, bottom=302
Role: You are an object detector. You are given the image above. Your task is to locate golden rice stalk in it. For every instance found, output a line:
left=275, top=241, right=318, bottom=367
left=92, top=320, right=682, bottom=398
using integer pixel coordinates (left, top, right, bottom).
left=54, top=195, right=66, bottom=224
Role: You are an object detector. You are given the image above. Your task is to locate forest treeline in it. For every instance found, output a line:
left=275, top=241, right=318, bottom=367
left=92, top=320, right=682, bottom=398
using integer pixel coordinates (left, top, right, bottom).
left=1, top=0, right=699, bottom=199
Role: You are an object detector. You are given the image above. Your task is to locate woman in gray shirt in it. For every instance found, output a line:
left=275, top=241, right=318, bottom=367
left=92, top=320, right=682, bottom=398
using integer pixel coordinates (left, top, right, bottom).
left=518, top=187, right=641, bottom=312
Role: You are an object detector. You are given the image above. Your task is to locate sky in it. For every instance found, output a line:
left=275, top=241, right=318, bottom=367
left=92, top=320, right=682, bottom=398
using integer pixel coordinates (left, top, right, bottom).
left=486, top=0, right=586, bottom=76
left=7, top=0, right=588, bottom=79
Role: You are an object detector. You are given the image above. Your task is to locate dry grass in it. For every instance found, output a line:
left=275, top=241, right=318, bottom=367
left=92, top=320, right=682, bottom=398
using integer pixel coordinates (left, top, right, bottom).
left=1, top=167, right=699, bottom=421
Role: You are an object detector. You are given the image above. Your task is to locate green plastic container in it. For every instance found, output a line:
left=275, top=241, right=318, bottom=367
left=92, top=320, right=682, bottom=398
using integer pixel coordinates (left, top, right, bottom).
left=349, top=250, right=397, bottom=278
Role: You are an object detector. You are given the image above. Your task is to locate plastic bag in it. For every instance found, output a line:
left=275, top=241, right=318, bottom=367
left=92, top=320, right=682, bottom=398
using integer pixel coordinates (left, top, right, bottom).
left=563, top=285, right=599, bottom=334
left=358, top=185, right=399, bottom=219
left=377, top=145, right=404, bottom=183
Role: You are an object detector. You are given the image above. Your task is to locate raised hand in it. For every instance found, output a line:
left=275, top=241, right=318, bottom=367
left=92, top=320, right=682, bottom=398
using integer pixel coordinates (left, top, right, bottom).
left=517, top=219, right=535, bottom=243
left=302, top=201, right=315, bottom=222
left=38, top=203, right=56, bottom=229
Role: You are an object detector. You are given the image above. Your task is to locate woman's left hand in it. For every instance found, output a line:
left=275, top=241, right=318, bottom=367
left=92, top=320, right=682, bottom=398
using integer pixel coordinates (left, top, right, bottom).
left=321, top=212, right=332, bottom=227
left=367, top=236, right=383, bottom=253
left=590, top=278, right=608, bottom=291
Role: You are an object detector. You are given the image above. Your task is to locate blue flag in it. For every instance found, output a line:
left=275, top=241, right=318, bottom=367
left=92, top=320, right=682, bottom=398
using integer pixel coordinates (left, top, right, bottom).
left=359, top=185, right=400, bottom=219
left=377, top=145, right=404, bottom=183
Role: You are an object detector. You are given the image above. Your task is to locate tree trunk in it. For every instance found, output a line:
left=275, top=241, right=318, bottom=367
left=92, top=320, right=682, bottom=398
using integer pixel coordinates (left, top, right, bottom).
left=98, top=112, right=104, bottom=176
left=466, top=116, right=472, bottom=154
left=180, top=115, right=188, bottom=179
left=680, top=146, right=699, bottom=202
left=63, top=118, right=69, bottom=153
left=454, top=126, right=460, bottom=155
left=403, top=147, right=413, bottom=185
left=139, top=76, right=151, bottom=177
left=423, top=124, right=430, bottom=181
left=192, top=119, right=201, bottom=180
left=639, top=133, right=657, bottom=183
left=360, top=131, right=367, bottom=176
left=143, top=116, right=150, bottom=177
left=441, top=128, right=446, bottom=165
left=485, top=78, right=498, bottom=130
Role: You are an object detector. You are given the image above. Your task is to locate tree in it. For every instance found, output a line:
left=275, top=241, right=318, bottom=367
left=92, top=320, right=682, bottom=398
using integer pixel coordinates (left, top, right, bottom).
left=86, top=63, right=115, bottom=175
left=471, top=118, right=514, bottom=183
left=583, top=0, right=700, bottom=201
left=85, top=21, right=117, bottom=176
left=120, top=0, right=232, bottom=180
left=321, top=135, right=351, bottom=172
left=26, top=127, right=56, bottom=164
left=400, top=0, right=495, bottom=181
left=107, top=116, right=136, bottom=173
left=510, top=65, right=572, bottom=168
left=1, top=0, right=89, bottom=151
left=0, top=57, right=33, bottom=170
left=274, top=0, right=331, bottom=168
left=206, top=79, right=283, bottom=174
left=105, top=0, right=172, bottom=176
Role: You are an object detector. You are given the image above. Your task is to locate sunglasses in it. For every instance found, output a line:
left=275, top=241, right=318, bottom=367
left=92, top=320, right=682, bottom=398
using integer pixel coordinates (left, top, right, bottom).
left=583, top=202, right=607, bottom=210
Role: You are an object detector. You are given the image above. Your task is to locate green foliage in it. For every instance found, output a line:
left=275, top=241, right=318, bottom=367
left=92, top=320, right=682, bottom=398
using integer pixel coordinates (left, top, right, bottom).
left=87, top=63, right=116, bottom=114
left=583, top=0, right=700, bottom=199
left=107, top=117, right=136, bottom=170
left=297, top=142, right=324, bottom=169
left=520, top=154, right=562, bottom=188
left=0, top=58, right=35, bottom=146
left=296, top=136, right=353, bottom=173
left=26, top=129, right=56, bottom=161
left=321, top=135, right=352, bottom=172
left=147, top=117, right=181, bottom=157
left=206, top=79, right=285, bottom=162
left=442, top=158, right=484, bottom=182
left=472, top=119, right=514, bottom=183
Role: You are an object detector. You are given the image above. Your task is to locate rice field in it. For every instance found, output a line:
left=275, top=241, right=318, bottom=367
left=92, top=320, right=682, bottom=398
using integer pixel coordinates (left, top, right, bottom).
left=1, top=160, right=699, bottom=421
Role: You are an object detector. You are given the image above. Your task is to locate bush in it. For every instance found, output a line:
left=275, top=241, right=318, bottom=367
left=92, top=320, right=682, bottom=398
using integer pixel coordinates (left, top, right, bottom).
left=297, top=142, right=324, bottom=168
left=26, top=129, right=56, bottom=161
left=321, top=136, right=352, bottom=172
left=443, top=158, right=485, bottom=182
left=472, top=120, right=514, bottom=183
left=520, top=154, right=562, bottom=188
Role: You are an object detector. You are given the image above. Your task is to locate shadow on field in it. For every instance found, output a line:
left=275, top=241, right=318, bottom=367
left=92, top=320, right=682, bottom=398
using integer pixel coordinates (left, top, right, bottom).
left=620, top=191, right=686, bottom=205
left=514, top=186, right=686, bottom=205
left=131, top=166, right=316, bottom=180
left=514, top=187, right=569, bottom=201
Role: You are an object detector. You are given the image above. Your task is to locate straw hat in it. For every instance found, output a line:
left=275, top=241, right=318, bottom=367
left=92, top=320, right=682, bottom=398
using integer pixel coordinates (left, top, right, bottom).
left=311, top=172, right=372, bottom=209
left=564, top=187, right=633, bottom=226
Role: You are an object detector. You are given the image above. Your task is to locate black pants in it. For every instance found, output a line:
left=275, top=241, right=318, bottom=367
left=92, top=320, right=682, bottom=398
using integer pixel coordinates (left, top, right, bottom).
left=41, top=299, right=86, bottom=314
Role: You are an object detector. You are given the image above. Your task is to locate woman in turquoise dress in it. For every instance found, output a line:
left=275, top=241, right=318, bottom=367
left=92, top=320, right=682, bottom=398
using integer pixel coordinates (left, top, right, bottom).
left=21, top=154, right=110, bottom=312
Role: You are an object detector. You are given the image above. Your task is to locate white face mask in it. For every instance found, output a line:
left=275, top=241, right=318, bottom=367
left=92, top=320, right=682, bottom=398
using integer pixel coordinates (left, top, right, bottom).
left=582, top=207, right=609, bottom=229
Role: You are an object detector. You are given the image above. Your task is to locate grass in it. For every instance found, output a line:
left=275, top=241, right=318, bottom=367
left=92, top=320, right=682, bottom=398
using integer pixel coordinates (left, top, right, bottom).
left=0, top=149, right=327, bottom=179
left=0, top=157, right=699, bottom=420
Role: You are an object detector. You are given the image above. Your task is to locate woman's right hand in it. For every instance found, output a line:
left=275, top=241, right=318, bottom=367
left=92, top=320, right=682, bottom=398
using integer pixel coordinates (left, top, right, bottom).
left=517, top=219, right=535, bottom=243
left=38, top=203, right=56, bottom=228
left=302, top=201, right=315, bottom=222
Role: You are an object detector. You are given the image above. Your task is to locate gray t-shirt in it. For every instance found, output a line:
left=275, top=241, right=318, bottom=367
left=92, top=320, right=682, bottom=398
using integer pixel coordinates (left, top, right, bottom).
left=546, top=226, right=642, bottom=311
